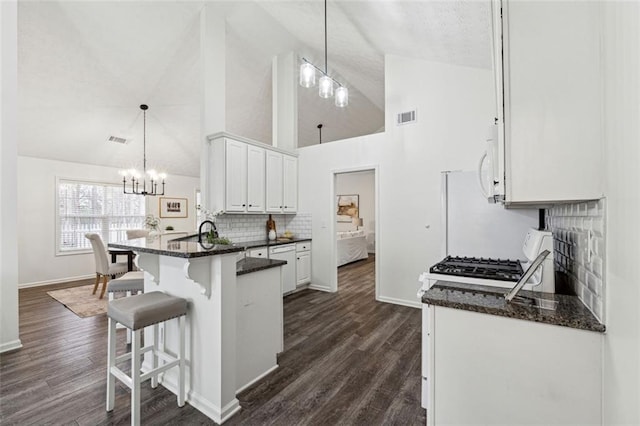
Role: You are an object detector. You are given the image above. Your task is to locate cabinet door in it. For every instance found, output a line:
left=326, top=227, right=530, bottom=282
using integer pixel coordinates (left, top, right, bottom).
left=502, top=0, right=603, bottom=203
left=265, top=151, right=283, bottom=212
left=225, top=140, right=247, bottom=212
left=282, top=155, right=298, bottom=213
left=296, top=252, right=311, bottom=286
left=246, top=145, right=265, bottom=212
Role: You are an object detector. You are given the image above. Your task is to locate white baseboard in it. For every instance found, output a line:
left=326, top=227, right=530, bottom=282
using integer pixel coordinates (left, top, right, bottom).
left=19, top=274, right=94, bottom=289
left=159, top=372, right=241, bottom=424
left=377, top=295, right=421, bottom=309
left=236, top=364, right=278, bottom=394
left=307, top=284, right=332, bottom=292
left=0, top=339, right=23, bottom=354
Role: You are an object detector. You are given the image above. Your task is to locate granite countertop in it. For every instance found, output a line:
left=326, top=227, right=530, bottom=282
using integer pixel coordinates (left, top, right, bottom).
left=236, top=257, right=287, bottom=276
left=239, top=238, right=311, bottom=250
left=422, top=281, right=605, bottom=333
left=108, top=234, right=244, bottom=259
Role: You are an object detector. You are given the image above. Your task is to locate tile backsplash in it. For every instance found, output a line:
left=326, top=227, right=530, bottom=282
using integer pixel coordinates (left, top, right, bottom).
left=214, top=213, right=312, bottom=243
left=546, top=200, right=606, bottom=322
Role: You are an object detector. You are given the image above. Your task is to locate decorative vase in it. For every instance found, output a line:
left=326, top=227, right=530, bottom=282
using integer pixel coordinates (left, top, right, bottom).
left=268, top=229, right=276, bottom=241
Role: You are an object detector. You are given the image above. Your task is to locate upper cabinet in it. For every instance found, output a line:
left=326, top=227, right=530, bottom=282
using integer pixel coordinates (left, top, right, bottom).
left=494, top=0, right=604, bottom=204
left=207, top=133, right=297, bottom=214
left=266, top=151, right=298, bottom=214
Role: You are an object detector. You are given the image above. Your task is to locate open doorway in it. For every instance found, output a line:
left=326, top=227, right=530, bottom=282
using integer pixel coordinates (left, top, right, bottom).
left=333, top=168, right=378, bottom=299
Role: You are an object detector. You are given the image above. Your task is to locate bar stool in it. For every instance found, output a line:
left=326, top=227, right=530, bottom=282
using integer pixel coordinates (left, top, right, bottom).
left=106, top=291, right=188, bottom=425
left=107, top=271, right=145, bottom=344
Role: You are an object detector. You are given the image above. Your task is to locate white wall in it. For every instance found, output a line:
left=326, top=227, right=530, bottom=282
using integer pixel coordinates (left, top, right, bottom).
left=602, top=2, right=640, bottom=423
left=336, top=170, right=375, bottom=252
left=0, top=0, right=22, bottom=353
left=17, top=156, right=199, bottom=287
left=298, top=55, right=494, bottom=306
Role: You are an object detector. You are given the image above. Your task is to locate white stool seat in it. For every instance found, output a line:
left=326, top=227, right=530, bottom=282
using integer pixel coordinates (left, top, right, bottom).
left=106, top=291, right=187, bottom=425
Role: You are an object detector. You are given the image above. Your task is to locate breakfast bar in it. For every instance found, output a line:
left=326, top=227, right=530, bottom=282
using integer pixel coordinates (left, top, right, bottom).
left=108, top=235, right=285, bottom=424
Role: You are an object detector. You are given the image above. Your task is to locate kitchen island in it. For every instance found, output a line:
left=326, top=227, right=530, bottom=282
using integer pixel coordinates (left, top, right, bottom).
left=422, top=281, right=605, bottom=425
left=108, top=235, right=286, bottom=424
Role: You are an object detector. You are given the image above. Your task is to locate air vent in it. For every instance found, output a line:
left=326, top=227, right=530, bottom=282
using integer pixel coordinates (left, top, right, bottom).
left=397, top=110, right=417, bottom=126
left=107, top=135, right=129, bottom=144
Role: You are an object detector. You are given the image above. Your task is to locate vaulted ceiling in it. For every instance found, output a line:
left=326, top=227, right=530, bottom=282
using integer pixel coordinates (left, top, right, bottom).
left=17, top=1, right=491, bottom=178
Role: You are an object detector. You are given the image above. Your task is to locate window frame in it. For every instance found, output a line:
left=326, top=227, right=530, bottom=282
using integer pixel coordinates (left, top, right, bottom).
left=55, top=176, right=146, bottom=256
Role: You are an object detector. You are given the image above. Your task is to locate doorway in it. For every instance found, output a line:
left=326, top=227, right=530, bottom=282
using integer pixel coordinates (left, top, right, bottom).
left=332, top=167, right=379, bottom=299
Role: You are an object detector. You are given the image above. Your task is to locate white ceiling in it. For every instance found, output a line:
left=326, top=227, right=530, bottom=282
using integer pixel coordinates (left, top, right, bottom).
left=17, top=0, right=491, bottom=178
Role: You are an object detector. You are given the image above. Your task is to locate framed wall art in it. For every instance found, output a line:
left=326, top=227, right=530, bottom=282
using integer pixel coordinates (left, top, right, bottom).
left=159, top=197, right=188, bottom=218
left=336, top=194, right=359, bottom=222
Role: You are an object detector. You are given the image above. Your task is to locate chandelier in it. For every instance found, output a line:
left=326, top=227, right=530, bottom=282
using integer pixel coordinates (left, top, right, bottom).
left=119, top=104, right=166, bottom=196
left=299, top=0, right=348, bottom=107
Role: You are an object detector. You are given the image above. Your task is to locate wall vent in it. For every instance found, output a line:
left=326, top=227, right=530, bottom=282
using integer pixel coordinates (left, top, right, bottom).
left=107, top=135, right=129, bottom=144
left=397, top=110, right=417, bottom=126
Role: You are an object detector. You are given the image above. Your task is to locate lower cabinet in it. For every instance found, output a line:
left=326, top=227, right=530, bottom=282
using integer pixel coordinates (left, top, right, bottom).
left=296, top=242, right=311, bottom=286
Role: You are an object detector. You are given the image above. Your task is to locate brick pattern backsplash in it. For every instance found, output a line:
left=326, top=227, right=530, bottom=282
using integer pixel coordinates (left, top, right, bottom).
left=214, top=213, right=312, bottom=243
left=546, top=199, right=606, bottom=322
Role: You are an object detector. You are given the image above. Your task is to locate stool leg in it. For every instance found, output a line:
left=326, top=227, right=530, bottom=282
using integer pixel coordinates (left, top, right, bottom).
left=131, top=329, right=141, bottom=426
left=178, top=315, right=185, bottom=407
left=151, top=323, right=159, bottom=389
left=106, top=317, right=116, bottom=412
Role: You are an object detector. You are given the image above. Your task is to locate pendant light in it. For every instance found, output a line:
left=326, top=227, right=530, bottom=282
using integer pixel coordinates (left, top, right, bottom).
left=299, top=0, right=348, bottom=107
left=119, top=104, right=166, bottom=196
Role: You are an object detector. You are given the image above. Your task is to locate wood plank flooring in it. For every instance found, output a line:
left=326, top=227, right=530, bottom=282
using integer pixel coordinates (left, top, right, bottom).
left=0, top=255, right=425, bottom=425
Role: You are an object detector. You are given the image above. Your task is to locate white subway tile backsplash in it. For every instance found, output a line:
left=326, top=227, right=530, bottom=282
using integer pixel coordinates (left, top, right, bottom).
left=546, top=199, right=606, bottom=323
left=213, top=213, right=312, bottom=243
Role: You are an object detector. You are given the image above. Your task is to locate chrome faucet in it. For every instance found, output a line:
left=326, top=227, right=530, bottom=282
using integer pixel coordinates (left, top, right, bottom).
left=198, top=220, right=217, bottom=243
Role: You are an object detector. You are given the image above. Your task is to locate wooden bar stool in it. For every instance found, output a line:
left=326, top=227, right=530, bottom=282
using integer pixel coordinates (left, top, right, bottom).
left=106, top=291, right=188, bottom=426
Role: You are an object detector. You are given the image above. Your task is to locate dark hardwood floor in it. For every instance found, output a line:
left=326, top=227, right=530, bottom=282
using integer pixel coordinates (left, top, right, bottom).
left=0, top=255, right=425, bottom=425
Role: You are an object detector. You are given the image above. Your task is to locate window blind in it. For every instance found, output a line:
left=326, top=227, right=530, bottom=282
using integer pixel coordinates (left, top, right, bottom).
left=57, top=179, right=145, bottom=254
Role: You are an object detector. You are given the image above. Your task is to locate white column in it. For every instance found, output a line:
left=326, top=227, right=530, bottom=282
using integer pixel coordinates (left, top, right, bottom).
left=0, top=0, right=22, bottom=354
left=199, top=4, right=226, bottom=212
left=272, top=52, right=298, bottom=151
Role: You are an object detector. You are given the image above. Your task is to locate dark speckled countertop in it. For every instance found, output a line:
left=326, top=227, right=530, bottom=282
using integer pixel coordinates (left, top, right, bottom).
left=422, top=281, right=605, bottom=333
left=109, top=235, right=244, bottom=259
left=236, top=257, right=287, bottom=276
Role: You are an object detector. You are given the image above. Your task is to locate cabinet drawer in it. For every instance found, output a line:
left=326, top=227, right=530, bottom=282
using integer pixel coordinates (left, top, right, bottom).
left=296, top=242, right=311, bottom=252
left=248, top=247, right=268, bottom=258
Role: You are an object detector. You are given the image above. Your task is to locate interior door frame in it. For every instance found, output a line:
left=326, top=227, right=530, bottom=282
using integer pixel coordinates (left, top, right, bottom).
left=330, top=165, right=380, bottom=300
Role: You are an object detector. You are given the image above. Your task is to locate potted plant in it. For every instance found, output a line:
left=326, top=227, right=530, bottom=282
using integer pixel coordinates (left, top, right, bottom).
left=165, top=225, right=174, bottom=231
left=144, top=214, right=160, bottom=232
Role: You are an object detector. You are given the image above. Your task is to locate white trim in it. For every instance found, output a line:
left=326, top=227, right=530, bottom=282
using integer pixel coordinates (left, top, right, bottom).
left=331, top=165, right=380, bottom=301
left=159, top=372, right=241, bottom=424
left=308, top=284, right=332, bottom=293
left=19, top=274, right=94, bottom=289
left=207, top=131, right=298, bottom=157
left=376, top=295, right=421, bottom=309
left=236, top=364, right=278, bottom=394
left=0, top=339, right=23, bottom=354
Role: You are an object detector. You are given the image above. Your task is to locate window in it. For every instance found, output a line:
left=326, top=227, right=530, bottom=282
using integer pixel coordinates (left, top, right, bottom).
left=56, top=178, right=145, bottom=255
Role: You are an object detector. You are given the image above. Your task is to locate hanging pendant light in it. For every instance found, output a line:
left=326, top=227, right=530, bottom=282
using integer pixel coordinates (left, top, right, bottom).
left=299, top=0, right=348, bottom=108
left=299, top=62, right=316, bottom=88
left=335, top=86, right=348, bottom=107
left=119, top=104, right=166, bottom=196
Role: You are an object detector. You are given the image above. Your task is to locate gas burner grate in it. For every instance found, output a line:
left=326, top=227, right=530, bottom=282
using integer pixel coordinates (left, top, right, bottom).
left=429, top=256, right=524, bottom=281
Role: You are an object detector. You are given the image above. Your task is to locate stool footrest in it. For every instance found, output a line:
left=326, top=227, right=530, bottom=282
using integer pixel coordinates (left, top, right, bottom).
left=115, top=345, right=153, bottom=364
left=140, top=359, right=180, bottom=382
left=111, top=348, right=181, bottom=391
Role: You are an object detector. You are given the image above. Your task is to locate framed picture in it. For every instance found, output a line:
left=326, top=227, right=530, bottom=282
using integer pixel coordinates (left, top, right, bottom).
left=159, top=197, right=188, bottom=218
left=336, top=194, right=359, bottom=222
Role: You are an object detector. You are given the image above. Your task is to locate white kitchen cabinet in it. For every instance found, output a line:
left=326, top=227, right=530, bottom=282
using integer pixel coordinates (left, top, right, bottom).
left=265, top=151, right=284, bottom=213
left=493, top=0, right=604, bottom=204
left=247, top=247, right=268, bottom=259
left=206, top=133, right=297, bottom=214
left=296, top=242, right=311, bottom=286
left=225, top=139, right=247, bottom=212
left=282, top=155, right=298, bottom=213
left=266, top=151, right=298, bottom=214
left=246, top=145, right=265, bottom=212
left=428, top=306, right=603, bottom=425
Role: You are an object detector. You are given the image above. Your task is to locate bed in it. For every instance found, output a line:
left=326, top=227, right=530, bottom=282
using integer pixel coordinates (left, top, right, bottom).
left=337, top=230, right=369, bottom=267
